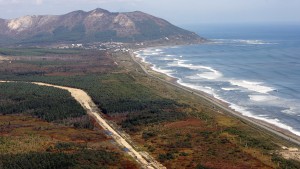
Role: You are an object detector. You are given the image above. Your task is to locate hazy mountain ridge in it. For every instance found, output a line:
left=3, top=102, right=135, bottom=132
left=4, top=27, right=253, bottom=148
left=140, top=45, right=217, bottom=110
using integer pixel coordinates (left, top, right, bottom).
left=0, top=8, right=204, bottom=45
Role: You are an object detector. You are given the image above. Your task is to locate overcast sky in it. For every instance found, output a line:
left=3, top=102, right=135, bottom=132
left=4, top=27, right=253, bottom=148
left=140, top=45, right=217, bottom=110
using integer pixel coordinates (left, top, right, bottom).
left=0, top=0, right=299, bottom=25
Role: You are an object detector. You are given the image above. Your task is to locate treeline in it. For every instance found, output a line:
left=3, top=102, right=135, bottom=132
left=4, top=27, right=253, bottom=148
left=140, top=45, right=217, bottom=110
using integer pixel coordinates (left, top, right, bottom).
left=1, top=74, right=185, bottom=113
left=0, top=48, right=81, bottom=56
left=0, top=150, right=120, bottom=169
left=0, top=48, right=192, bottom=131
left=122, top=110, right=187, bottom=132
left=0, top=74, right=189, bottom=130
left=0, top=48, right=191, bottom=129
left=0, top=82, right=86, bottom=123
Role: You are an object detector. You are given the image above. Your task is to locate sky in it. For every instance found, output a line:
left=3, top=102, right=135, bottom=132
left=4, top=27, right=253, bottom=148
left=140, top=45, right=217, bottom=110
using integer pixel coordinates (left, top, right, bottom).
left=0, top=0, right=300, bottom=25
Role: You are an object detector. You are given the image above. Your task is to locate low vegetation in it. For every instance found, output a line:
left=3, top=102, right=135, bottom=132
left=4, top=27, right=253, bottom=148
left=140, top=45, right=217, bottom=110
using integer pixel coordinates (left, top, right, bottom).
left=0, top=48, right=300, bottom=168
left=0, top=48, right=81, bottom=56
left=0, top=150, right=129, bottom=169
left=0, top=114, right=137, bottom=168
left=272, top=154, right=300, bottom=169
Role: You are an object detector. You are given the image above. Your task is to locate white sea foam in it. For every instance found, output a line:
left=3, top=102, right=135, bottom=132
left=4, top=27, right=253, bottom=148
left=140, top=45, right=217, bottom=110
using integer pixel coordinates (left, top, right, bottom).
left=282, top=106, right=300, bottom=115
left=258, top=114, right=268, bottom=117
left=141, top=49, right=153, bottom=54
left=140, top=48, right=165, bottom=56
left=135, top=52, right=150, bottom=64
left=221, top=87, right=240, bottom=91
left=236, top=40, right=265, bottom=45
left=229, top=80, right=274, bottom=94
left=249, top=95, right=278, bottom=102
left=168, top=63, right=300, bottom=136
left=197, top=71, right=222, bottom=80
left=261, top=118, right=300, bottom=136
left=141, top=49, right=151, bottom=53
left=186, top=75, right=203, bottom=80
left=213, top=39, right=277, bottom=45
left=177, top=79, right=215, bottom=95
left=151, top=65, right=175, bottom=78
left=259, top=117, right=300, bottom=136
left=282, top=108, right=295, bottom=115
left=248, top=94, right=300, bottom=115
left=133, top=51, right=140, bottom=55
left=233, top=39, right=277, bottom=45
left=137, top=48, right=300, bottom=137
left=229, top=104, right=252, bottom=117
left=209, top=41, right=225, bottom=45
left=142, top=58, right=148, bottom=63
left=150, top=52, right=160, bottom=55
left=168, top=60, right=222, bottom=80
left=160, top=58, right=179, bottom=61
left=229, top=103, right=300, bottom=136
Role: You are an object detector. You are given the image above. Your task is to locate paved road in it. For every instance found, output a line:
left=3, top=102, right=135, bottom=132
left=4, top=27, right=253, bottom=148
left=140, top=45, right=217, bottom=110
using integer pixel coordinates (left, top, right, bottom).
left=130, top=51, right=300, bottom=146
left=0, top=81, right=166, bottom=169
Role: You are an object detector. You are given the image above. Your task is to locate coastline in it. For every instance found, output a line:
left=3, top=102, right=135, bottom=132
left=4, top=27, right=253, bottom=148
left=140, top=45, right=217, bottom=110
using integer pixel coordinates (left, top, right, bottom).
left=129, top=48, right=300, bottom=146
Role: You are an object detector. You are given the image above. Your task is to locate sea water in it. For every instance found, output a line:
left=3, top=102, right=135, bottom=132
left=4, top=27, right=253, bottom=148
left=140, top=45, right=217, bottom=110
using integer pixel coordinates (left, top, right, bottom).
left=136, top=24, right=300, bottom=136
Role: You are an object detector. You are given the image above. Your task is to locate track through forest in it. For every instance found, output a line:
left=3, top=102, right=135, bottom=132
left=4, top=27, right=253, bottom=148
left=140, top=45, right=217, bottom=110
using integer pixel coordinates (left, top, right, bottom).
left=0, top=81, right=165, bottom=169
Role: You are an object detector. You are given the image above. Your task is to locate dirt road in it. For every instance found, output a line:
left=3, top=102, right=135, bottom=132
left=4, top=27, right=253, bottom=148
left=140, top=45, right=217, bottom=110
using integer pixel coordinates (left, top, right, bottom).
left=0, top=81, right=165, bottom=169
left=0, top=56, right=9, bottom=63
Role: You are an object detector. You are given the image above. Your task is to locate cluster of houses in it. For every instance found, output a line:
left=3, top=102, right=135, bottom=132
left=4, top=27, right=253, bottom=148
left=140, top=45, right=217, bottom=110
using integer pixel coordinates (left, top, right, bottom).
left=56, top=42, right=132, bottom=52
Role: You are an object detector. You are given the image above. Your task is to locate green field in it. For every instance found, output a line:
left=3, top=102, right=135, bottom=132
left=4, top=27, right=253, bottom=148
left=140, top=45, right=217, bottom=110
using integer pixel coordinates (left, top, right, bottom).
left=0, top=48, right=82, bottom=56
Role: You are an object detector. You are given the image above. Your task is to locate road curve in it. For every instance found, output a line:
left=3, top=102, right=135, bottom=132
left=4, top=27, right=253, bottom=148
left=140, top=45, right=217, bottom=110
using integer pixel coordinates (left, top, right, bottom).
left=0, top=81, right=166, bottom=169
left=130, top=51, right=300, bottom=146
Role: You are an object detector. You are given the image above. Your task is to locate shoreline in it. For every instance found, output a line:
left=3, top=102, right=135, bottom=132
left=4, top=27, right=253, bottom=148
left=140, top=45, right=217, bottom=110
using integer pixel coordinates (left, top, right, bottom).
left=129, top=49, right=300, bottom=146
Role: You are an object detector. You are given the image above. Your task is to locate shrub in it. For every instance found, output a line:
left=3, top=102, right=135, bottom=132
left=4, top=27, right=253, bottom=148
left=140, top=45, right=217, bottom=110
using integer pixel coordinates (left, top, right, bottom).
left=142, top=131, right=157, bottom=140
left=158, top=153, right=174, bottom=162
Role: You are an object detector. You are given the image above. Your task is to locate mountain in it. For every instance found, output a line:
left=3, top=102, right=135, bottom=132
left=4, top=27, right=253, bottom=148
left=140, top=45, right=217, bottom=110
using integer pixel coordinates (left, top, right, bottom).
left=0, top=8, right=205, bottom=46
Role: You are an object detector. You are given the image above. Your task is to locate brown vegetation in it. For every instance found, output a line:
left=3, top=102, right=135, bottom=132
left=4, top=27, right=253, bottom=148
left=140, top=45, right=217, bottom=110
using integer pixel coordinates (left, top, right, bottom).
left=0, top=114, right=138, bottom=168
left=1, top=48, right=300, bottom=168
left=0, top=49, right=115, bottom=77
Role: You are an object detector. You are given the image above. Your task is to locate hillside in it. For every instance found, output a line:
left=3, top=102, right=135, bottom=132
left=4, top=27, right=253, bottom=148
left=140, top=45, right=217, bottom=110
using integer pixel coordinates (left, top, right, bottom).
left=0, top=8, right=205, bottom=45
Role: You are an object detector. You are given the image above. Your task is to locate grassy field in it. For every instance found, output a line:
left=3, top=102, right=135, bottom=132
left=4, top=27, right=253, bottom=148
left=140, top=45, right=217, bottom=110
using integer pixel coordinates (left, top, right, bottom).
left=0, top=48, right=82, bottom=56
left=0, top=48, right=300, bottom=168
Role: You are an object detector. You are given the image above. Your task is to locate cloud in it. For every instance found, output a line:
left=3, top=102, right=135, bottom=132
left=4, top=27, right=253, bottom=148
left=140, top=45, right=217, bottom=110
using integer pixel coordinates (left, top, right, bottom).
left=63, top=0, right=141, bottom=3
left=35, top=0, right=43, bottom=5
left=1, top=0, right=300, bottom=23
left=0, top=0, right=141, bottom=5
left=0, top=0, right=43, bottom=4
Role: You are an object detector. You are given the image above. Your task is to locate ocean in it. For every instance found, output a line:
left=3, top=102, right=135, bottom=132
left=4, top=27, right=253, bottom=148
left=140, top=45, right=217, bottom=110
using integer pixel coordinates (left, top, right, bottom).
left=135, top=24, right=300, bottom=136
